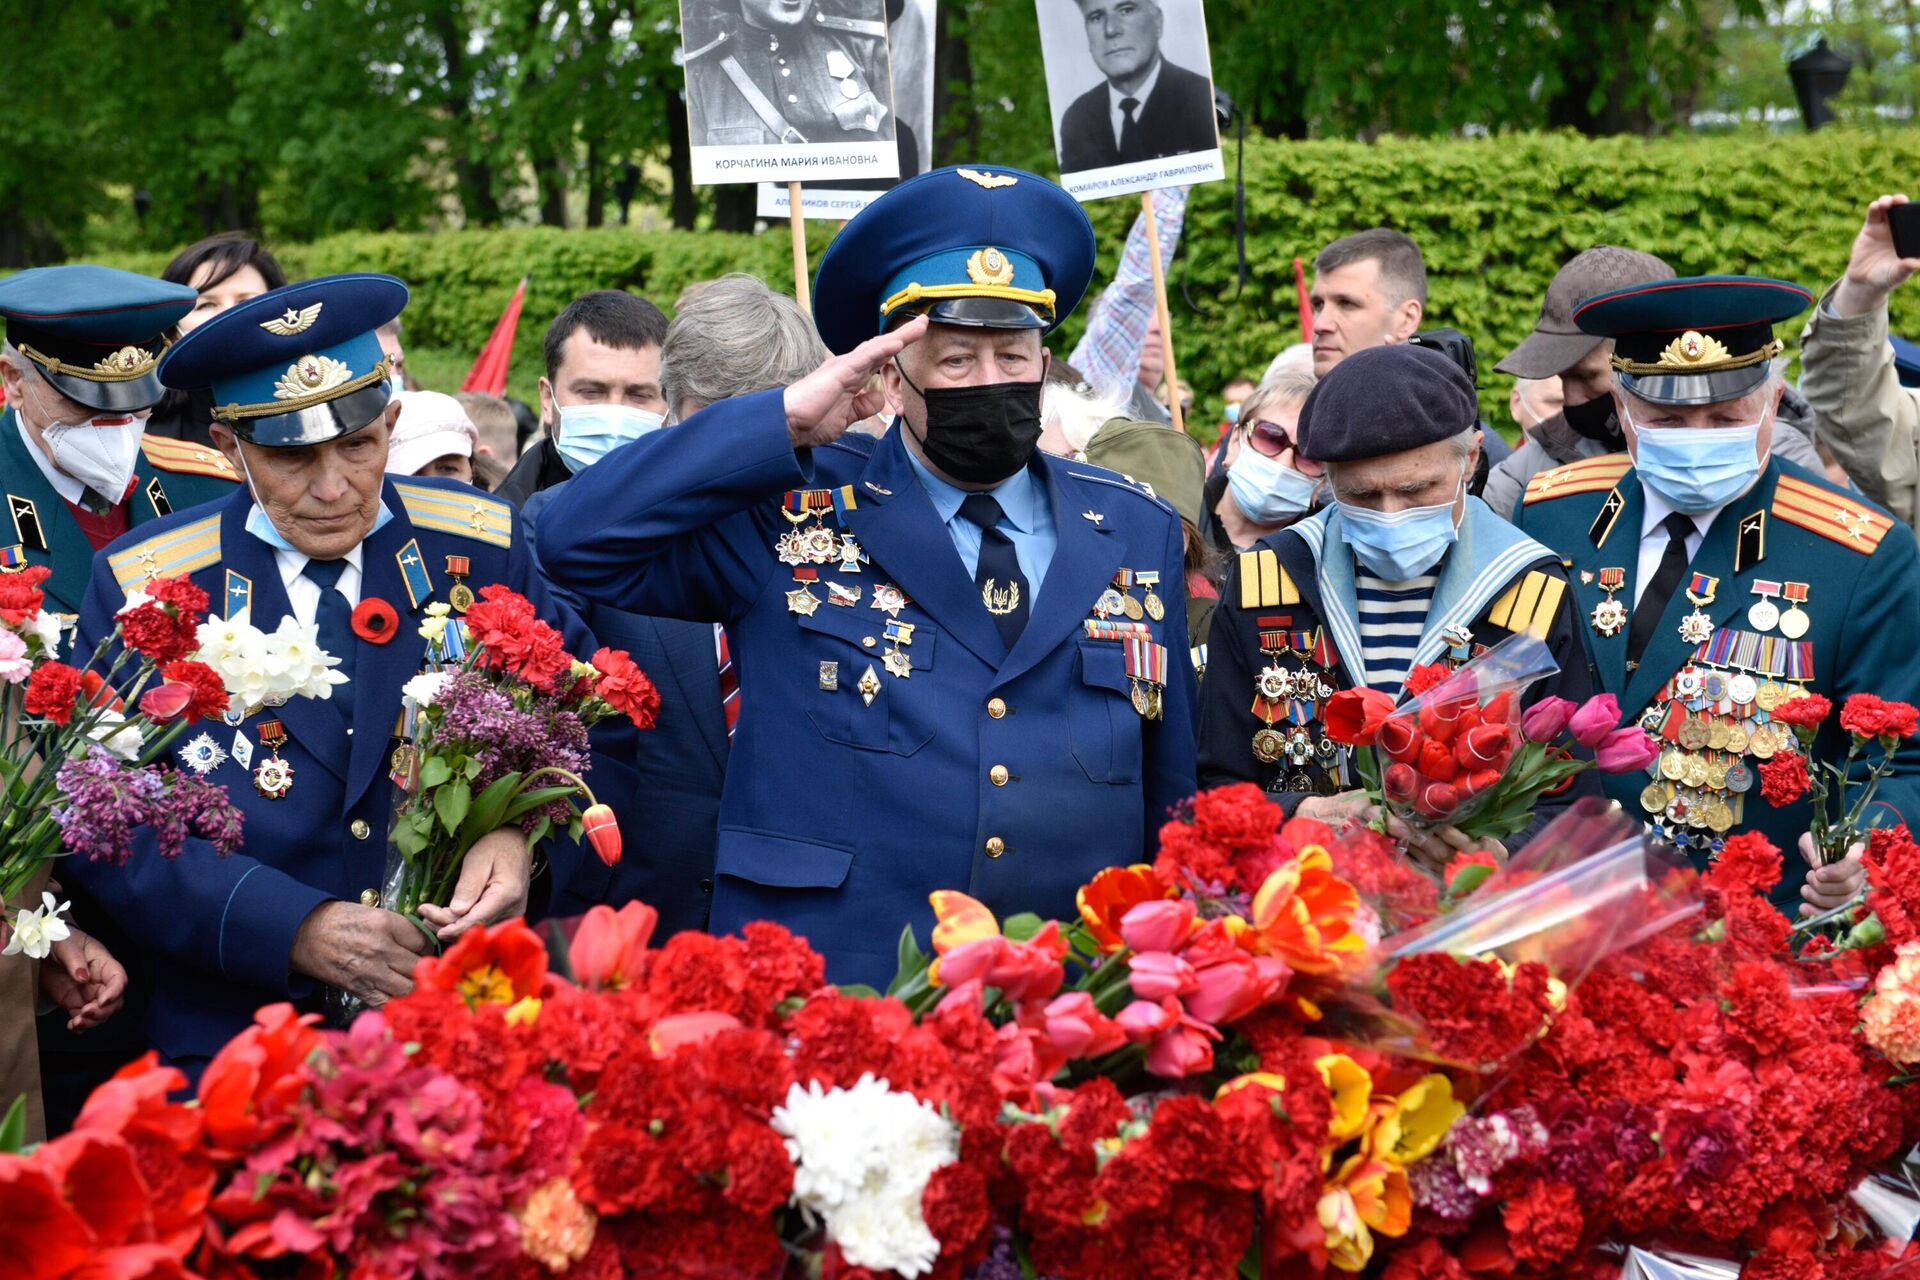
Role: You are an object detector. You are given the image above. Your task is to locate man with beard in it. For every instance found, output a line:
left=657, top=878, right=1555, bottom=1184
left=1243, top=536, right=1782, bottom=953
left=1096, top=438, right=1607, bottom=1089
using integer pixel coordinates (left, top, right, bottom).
left=1483, top=246, right=1824, bottom=518
left=536, top=165, right=1196, bottom=989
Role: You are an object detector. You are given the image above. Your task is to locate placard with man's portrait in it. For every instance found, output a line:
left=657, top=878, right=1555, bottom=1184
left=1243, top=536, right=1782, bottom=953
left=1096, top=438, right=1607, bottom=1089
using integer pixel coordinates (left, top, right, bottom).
left=680, top=0, right=903, bottom=185
left=1035, top=0, right=1224, bottom=200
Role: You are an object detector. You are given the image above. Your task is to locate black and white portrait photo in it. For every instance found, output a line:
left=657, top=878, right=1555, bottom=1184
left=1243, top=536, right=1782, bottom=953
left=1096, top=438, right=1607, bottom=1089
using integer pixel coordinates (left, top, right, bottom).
left=1037, top=0, right=1224, bottom=199
left=680, top=0, right=902, bottom=185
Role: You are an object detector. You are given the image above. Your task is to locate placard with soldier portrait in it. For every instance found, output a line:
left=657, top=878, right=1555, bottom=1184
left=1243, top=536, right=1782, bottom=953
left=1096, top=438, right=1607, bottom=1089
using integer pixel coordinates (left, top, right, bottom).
left=757, top=0, right=933, bottom=219
left=680, top=0, right=903, bottom=185
left=1036, top=0, right=1224, bottom=200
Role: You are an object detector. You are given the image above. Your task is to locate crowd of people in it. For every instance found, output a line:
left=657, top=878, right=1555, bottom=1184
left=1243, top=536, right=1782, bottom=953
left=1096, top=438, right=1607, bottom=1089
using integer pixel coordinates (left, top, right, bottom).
left=1, top=163, right=1918, bottom=1148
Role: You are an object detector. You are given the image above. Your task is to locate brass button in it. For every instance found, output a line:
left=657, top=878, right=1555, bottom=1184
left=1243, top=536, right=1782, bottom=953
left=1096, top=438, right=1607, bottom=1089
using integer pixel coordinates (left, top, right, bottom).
left=985, top=836, right=1006, bottom=858
left=350, top=819, right=371, bottom=840
left=989, top=765, right=1010, bottom=786
left=987, top=697, right=1007, bottom=719
left=359, top=889, right=379, bottom=906
left=863, top=636, right=877, bottom=648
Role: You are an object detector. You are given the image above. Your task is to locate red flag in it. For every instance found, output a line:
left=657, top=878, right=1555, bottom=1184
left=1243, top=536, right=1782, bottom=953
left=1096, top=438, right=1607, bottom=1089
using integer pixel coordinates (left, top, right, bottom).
left=1293, top=257, right=1311, bottom=345
left=460, top=276, right=529, bottom=397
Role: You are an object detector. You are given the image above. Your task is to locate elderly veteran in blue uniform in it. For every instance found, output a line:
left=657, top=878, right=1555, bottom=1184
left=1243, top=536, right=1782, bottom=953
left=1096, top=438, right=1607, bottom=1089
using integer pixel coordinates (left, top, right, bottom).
left=1515, top=275, right=1920, bottom=916
left=67, top=274, right=591, bottom=1075
left=538, top=165, right=1196, bottom=989
left=1198, top=344, right=1596, bottom=869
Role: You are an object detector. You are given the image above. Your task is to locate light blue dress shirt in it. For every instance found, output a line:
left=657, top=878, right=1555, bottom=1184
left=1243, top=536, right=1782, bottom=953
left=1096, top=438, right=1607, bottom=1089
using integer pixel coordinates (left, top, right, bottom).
left=904, top=447, right=1059, bottom=607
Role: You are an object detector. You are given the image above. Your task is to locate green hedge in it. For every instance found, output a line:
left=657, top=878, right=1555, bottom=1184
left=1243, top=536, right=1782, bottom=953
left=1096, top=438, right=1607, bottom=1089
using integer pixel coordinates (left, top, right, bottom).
left=73, top=128, right=1920, bottom=426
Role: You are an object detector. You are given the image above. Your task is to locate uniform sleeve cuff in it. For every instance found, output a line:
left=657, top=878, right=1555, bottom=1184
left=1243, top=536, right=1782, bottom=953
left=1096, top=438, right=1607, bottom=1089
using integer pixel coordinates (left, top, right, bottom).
left=216, top=864, right=334, bottom=997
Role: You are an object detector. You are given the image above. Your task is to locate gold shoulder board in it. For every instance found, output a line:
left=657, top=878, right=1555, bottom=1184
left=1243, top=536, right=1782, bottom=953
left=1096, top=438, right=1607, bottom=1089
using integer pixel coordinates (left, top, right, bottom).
left=1771, top=475, right=1891, bottom=554
left=395, top=482, right=513, bottom=549
left=1236, top=548, right=1299, bottom=610
left=1488, top=569, right=1567, bottom=639
left=1522, top=453, right=1633, bottom=505
left=140, top=436, right=241, bottom=483
left=107, top=514, right=222, bottom=596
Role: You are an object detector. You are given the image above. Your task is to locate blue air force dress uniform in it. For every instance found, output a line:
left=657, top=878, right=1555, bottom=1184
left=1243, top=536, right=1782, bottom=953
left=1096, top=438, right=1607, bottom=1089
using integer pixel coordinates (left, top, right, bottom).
left=66, top=275, right=592, bottom=1071
left=536, top=166, right=1197, bottom=989
left=1514, top=276, right=1920, bottom=909
left=0, top=266, right=241, bottom=615
left=1198, top=344, right=1597, bottom=830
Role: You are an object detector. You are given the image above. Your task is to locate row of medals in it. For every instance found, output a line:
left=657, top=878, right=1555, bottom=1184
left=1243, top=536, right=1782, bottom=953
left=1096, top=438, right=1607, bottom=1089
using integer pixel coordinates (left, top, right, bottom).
left=1092, top=575, right=1169, bottom=720
left=777, top=508, right=916, bottom=701
left=1639, top=669, right=1809, bottom=850
left=1250, top=652, right=1341, bottom=793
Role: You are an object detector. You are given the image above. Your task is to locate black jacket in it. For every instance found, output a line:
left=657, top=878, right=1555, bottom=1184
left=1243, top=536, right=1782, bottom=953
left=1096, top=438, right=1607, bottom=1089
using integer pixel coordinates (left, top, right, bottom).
left=1059, top=58, right=1217, bottom=172
left=494, top=437, right=573, bottom=509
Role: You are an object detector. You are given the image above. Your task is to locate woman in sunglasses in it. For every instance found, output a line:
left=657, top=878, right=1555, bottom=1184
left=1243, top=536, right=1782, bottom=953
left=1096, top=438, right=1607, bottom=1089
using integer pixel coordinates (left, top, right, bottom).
left=1206, top=371, right=1324, bottom=552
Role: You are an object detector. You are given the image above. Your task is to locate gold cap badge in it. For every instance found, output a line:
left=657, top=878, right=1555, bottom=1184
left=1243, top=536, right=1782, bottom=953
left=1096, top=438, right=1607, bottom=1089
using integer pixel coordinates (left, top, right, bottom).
left=273, top=354, right=352, bottom=401
left=260, top=303, right=323, bottom=337
left=966, top=247, right=1015, bottom=287
left=957, top=168, right=1017, bottom=190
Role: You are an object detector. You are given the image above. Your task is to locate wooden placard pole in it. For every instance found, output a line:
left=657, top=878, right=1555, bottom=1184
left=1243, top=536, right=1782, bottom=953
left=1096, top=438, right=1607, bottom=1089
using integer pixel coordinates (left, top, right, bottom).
left=789, top=182, right=812, bottom=315
left=1140, top=190, right=1184, bottom=434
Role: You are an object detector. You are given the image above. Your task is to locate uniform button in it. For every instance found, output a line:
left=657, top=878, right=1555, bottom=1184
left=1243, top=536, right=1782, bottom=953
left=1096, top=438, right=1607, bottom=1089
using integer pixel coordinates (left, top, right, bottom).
left=787, top=94, right=799, bottom=104
left=863, top=636, right=877, bottom=648
left=350, top=819, right=370, bottom=840
left=345, top=727, right=354, bottom=736
left=782, top=67, right=791, bottom=76
left=359, top=889, right=379, bottom=906
left=989, top=765, right=1010, bottom=786
left=701, top=878, right=714, bottom=894
left=987, top=697, right=1007, bottom=719
left=985, top=836, right=1007, bottom=858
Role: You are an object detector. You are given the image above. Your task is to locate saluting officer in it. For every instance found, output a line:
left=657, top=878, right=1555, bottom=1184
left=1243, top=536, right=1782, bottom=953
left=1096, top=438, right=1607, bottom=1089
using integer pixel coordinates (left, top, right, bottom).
left=1199, top=344, right=1596, bottom=867
left=684, top=0, right=891, bottom=147
left=68, top=274, right=590, bottom=1075
left=0, top=265, right=240, bottom=613
left=1515, top=276, right=1920, bottom=914
left=538, top=164, right=1197, bottom=988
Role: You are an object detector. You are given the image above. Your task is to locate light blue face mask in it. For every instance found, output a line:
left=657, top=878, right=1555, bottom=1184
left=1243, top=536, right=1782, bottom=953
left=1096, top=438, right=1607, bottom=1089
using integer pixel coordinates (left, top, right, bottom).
left=1222, top=401, right=1243, bottom=426
left=1227, top=447, right=1319, bottom=525
left=1337, top=472, right=1465, bottom=580
left=554, top=402, right=665, bottom=473
left=240, top=451, right=393, bottom=551
left=1624, top=405, right=1766, bottom=514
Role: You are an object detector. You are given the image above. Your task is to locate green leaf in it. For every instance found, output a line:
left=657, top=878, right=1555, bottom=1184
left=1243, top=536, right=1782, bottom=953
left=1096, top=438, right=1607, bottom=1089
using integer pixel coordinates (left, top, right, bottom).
left=835, top=983, right=882, bottom=999
left=0, top=1095, right=26, bottom=1154
left=434, top=780, right=471, bottom=836
left=1445, top=861, right=1497, bottom=900
left=1001, top=912, right=1045, bottom=943
left=500, top=785, right=580, bottom=824
left=456, top=772, right=522, bottom=846
left=889, top=925, right=931, bottom=996
left=419, top=756, right=453, bottom=789
left=464, top=757, right=484, bottom=780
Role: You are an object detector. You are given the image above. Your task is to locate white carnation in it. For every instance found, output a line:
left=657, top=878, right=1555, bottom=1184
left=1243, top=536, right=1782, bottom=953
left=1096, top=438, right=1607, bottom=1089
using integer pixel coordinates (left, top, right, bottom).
left=27, top=609, right=63, bottom=658
left=114, top=588, right=154, bottom=617
left=771, top=1074, right=958, bottom=1278
left=88, top=710, right=145, bottom=762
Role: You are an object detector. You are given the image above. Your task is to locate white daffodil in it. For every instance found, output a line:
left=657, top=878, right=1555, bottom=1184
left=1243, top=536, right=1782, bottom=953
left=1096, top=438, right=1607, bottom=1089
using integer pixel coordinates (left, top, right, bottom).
left=88, top=709, right=146, bottom=762
left=402, top=671, right=450, bottom=709
left=114, top=588, right=154, bottom=617
left=3, top=891, right=72, bottom=959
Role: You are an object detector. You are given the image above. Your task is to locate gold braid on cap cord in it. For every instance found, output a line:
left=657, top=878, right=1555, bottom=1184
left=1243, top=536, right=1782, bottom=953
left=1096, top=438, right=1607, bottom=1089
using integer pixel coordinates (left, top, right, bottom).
left=215, top=356, right=393, bottom=422
left=1611, top=329, right=1781, bottom=377
left=879, top=282, right=1058, bottom=323
left=17, top=342, right=163, bottom=382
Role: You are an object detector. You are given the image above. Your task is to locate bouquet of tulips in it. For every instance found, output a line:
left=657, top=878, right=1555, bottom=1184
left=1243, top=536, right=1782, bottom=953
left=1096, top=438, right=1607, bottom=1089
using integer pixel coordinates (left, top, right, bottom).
left=1325, top=634, right=1661, bottom=843
left=381, top=587, right=660, bottom=930
left=0, top=568, right=341, bottom=956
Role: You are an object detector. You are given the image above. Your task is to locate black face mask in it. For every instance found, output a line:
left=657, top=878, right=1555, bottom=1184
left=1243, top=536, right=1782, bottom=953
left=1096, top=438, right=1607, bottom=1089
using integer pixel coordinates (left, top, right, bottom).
left=1560, top=392, right=1621, bottom=445
left=896, top=359, right=1044, bottom=485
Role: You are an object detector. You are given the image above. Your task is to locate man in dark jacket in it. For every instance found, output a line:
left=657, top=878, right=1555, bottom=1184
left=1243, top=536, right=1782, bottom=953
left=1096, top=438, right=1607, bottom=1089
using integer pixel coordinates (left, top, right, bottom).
left=1058, top=0, right=1216, bottom=171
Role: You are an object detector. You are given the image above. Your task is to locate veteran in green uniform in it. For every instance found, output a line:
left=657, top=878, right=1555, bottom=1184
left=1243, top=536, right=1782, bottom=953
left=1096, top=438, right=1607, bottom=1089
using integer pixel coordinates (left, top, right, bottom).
left=684, top=0, right=891, bottom=146
left=1514, top=275, right=1920, bottom=915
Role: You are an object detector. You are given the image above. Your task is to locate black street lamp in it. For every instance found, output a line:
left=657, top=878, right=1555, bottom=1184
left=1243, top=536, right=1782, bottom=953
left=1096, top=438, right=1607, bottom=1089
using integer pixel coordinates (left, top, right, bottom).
left=1788, top=37, right=1853, bottom=131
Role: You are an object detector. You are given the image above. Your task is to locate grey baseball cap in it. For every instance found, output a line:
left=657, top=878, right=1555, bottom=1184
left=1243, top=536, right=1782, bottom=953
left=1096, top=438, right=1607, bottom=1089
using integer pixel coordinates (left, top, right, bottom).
left=1496, top=245, right=1672, bottom=379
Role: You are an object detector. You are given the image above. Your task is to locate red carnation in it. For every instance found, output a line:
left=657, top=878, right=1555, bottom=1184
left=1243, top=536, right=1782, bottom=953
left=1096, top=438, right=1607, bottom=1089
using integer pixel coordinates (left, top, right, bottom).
left=1758, top=752, right=1811, bottom=807
left=160, top=660, right=231, bottom=723
left=592, top=647, right=662, bottom=728
left=24, top=661, right=83, bottom=725
left=1324, top=687, right=1396, bottom=745
left=1404, top=662, right=1451, bottom=697
left=1769, top=693, right=1832, bottom=729
left=143, top=574, right=210, bottom=619
left=1503, top=1179, right=1585, bottom=1269
left=1840, top=693, right=1920, bottom=741
left=466, top=588, right=576, bottom=690
left=350, top=597, right=398, bottom=644
left=0, top=564, right=51, bottom=625
left=1708, top=831, right=1784, bottom=897
left=1865, top=825, right=1920, bottom=947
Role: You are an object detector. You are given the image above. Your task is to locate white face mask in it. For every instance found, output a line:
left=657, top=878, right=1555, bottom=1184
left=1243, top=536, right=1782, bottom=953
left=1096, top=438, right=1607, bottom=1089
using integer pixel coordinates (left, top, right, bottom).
left=554, top=401, right=665, bottom=473
left=30, top=381, right=145, bottom=500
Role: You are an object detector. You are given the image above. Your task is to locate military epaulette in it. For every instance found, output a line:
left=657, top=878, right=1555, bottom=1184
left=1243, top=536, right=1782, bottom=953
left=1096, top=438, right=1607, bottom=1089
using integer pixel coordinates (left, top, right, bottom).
left=1770, top=474, right=1893, bottom=553
left=1236, top=548, right=1299, bottom=609
left=139, top=436, right=240, bottom=483
left=1522, top=453, right=1633, bottom=505
left=813, top=12, right=886, bottom=37
left=1487, top=569, right=1568, bottom=640
left=394, top=482, right=513, bottom=549
left=1066, top=466, right=1175, bottom=517
left=107, top=513, right=222, bottom=596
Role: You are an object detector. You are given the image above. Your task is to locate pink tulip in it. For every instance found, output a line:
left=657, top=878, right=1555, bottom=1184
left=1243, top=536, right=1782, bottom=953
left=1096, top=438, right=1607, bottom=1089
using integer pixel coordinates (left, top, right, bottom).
left=1127, top=950, right=1199, bottom=1002
left=139, top=681, right=194, bottom=722
left=935, top=977, right=986, bottom=1015
left=1145, top=1017, right=1221, bottom=1078
left=993, top=1023, right=1043, bottom=1090
left=1521, top=696, right=1576, bottom=743
left=1115, top=997, right=1180, bottom=1043
left=1118, top=898, right=1196, bottom=954
left=1594, top=726, right=1662, bottom=773
left=936, top=923, right=1067, bottom=1003
left=649, top=1011, right=741, bottom=1055
left=1043, top=992, right=1127, bottom=1059
left=1568, top=693, right=1622, bottom=748
left=569, top=901, right=658, bottom=991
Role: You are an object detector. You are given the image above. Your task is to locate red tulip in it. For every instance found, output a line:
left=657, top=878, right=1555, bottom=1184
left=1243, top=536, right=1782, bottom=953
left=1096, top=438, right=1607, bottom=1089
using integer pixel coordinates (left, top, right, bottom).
left=650, top=1011, right=742, bottom=1055
left=570, top=901, right=658, bottom=990
left=138, top=681, right=194, bottom=722
left=1458, top=767, right=1503, bottom=798
left=1414, top=781, right=1461, bottom=820
left=1417, top=738, right=1458, bottom=783
left=1420, top=698, right=1468, bottom=742
left=1325, top=687, right=1397, bottom=745
left=1482, top=691, right=1515, bottom=725
left=582, top=803, right=621, bottom=867
left=1456, top=724, right=1514, bottom=769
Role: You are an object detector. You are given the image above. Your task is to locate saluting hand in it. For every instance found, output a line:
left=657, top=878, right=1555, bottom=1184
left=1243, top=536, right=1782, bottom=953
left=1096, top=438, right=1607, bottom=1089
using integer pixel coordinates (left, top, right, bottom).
left=290, top=901, right=432, bottom=1006
left=783, top=314, right=928, bottom=450
left=1834, top=195, right=1920, bottom=317
left=420, top=826, right=532, bottom=942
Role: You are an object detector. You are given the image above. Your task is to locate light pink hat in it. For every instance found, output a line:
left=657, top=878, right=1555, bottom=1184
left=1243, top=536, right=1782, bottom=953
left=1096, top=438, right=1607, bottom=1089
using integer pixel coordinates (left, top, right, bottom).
left=386, top=390, right=479, bottom=476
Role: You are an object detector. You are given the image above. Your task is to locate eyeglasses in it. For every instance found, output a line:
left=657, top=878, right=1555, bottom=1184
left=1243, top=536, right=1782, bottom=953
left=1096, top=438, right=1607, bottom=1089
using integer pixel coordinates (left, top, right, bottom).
left=1244, top=418, right=1296, bottom=458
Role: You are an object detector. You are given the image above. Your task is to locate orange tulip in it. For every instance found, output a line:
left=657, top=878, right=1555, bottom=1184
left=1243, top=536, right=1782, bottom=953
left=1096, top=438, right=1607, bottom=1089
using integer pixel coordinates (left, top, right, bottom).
left=581, top=803, right=622, bottom=867
left=1319, top=1155, right=1413, bottom=1272
left=570, top=901, right=658, bottom=991
left=1075, top=864, right=1171, bottom=953
left=1248, top=846, right=1365, bottom=976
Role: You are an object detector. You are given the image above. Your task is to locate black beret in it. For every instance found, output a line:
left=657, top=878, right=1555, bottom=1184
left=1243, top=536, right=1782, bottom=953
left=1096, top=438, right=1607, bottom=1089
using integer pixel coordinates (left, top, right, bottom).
left=1297, top=344, right=1478, bottom=463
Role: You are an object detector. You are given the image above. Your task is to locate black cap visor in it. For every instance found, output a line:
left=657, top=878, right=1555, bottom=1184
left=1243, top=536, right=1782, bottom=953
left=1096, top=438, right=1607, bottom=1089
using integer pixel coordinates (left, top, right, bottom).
left=1617, top=362, right=1771, bottom=408
left=224, top=382, right=393, bottom=448
left=38, top=364, right=166, bottom=414
left=887, top=296, right=1048, bottom=333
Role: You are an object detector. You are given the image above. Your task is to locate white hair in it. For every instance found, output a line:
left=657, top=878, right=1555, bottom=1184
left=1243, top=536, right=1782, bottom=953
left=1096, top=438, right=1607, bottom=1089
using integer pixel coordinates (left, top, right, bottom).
left=1263, top=342, right=1314, bottom=383
left=1047, top=381, right=1129, bottom=458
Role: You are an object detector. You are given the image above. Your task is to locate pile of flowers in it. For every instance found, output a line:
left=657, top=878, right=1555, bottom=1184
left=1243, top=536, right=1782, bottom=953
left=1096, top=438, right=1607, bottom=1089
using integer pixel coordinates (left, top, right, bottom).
left=0, top=570, right=335, bottom=954
left=8, top=785, right=1920, bottom=1278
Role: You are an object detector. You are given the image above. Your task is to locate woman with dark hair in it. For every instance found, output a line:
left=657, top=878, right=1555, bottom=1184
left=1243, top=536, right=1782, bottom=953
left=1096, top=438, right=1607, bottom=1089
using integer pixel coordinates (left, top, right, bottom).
left=143, top=234, right=288, bottom=444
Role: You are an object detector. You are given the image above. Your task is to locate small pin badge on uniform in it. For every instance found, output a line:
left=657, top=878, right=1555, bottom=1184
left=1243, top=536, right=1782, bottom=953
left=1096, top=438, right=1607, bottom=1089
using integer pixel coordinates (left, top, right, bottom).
left=1082, top=510, right=1104, bottom=525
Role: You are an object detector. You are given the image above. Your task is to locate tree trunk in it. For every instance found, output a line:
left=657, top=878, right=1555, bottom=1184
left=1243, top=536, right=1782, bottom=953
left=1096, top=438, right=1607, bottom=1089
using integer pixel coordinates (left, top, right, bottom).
left=712, top=185, right=758, bottom=232
left=930, top=1, right=976, bottom=166
left=668, top=90, right=697, bottom=230
left=585, top=138, right=606, bottom=228
left=433, top=8, right=501, bottom=226
left=534, top=150, right=569, bottom=227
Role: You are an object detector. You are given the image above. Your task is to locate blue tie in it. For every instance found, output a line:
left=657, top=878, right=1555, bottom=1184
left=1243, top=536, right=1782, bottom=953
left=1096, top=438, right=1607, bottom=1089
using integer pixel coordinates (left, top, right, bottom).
left=303, top=557, right=356, bottom=692
left=959, top=493, right=1029, bottom=650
